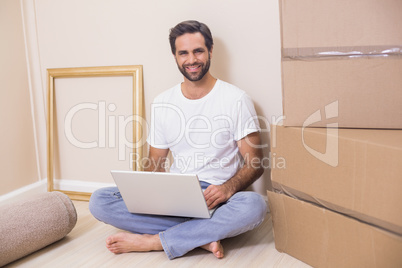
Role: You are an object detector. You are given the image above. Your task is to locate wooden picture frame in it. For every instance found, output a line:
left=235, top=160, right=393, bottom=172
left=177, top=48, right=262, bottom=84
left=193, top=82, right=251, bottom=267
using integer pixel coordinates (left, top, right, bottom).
left=47, top=65, right=144, bottom=201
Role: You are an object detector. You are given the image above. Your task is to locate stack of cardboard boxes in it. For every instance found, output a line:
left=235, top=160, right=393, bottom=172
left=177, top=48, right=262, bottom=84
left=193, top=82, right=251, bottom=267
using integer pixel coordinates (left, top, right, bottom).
left=268, top=0, right=402, bottom=267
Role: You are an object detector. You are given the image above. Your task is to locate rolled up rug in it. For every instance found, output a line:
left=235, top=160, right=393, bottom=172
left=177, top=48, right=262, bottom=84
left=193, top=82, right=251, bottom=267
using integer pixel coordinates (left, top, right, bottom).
left=0, top=191, right=77, bottom=266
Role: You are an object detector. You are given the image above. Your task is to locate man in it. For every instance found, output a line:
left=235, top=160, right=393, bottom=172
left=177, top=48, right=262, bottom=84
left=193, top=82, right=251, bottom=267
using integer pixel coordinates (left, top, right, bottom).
left=89, top=20, right=267, bottom=260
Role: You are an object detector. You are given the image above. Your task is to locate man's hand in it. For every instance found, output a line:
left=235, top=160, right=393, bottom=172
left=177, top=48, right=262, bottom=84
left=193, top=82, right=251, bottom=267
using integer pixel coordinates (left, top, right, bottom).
left=203, top=132, right=264, bottom=209
left=203, top=184, right=234, bottom=209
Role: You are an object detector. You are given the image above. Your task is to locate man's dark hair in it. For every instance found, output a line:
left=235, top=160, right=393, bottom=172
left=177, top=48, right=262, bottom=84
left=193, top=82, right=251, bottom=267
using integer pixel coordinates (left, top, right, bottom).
left=169, top=20, right=214, bottom=55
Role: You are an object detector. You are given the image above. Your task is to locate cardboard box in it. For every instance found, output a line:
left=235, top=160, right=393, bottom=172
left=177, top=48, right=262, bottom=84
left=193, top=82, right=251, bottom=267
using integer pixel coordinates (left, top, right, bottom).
left=279, top=0, right=402, bottom=129
left=268, top=191, right=402, bottom=268
left=282, top=57, right=402, bottom=129
left=280, top=0, right=402, bottom=55
left=271, top=125, right=402, bottom=235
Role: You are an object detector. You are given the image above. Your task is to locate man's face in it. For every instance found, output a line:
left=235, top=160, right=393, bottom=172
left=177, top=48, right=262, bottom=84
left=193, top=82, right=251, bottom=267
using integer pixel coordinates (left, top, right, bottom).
left=174, top=32, right=212, bottom=82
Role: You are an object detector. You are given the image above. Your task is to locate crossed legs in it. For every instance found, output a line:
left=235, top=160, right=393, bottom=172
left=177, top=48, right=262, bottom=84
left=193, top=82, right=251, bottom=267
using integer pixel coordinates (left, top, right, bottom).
left=89, top=185, right=266, bottom=260
left=105, top=232, right=224, bottom=258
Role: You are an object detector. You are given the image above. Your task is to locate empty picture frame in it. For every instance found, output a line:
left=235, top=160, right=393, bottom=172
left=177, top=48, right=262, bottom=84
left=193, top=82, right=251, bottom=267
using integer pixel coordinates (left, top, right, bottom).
left=47, top=65, right=144, bottom=201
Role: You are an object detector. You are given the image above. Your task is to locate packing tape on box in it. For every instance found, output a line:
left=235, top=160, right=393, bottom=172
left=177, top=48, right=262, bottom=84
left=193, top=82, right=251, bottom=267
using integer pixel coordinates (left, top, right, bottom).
left=282, top=45, right=402, bottom=60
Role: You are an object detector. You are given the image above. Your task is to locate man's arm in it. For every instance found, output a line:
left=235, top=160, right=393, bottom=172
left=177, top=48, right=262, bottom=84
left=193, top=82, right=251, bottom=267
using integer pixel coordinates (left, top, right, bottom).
left=144, top=146, right=170, bottom=172
left=203, top=132, right=264, bottom=209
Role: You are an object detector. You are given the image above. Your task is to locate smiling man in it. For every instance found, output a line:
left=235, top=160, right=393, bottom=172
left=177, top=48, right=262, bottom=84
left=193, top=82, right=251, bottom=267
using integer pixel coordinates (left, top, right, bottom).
left=175, top=35, right=211, bottom=82
left=89, top=20, right=267, bottom=260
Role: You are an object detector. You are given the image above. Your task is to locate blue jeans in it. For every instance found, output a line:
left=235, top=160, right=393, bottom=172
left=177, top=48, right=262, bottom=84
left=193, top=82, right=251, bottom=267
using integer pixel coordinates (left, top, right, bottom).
left=89, top=181, right=267, bottom=259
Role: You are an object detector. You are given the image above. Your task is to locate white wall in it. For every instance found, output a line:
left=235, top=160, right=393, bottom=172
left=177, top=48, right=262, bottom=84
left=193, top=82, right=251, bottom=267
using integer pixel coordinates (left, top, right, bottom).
left=0, top=0, right=39, bottom=195
left=22, top=0, right=282, bottom=195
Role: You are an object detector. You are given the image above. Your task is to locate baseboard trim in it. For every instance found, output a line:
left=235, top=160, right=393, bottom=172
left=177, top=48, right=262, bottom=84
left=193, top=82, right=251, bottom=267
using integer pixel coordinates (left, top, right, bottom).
left=0, top=180, right=47, bottom=204
left=54, top=179, right=116, bottom=193
left=0, top=179, right=116, bottom=204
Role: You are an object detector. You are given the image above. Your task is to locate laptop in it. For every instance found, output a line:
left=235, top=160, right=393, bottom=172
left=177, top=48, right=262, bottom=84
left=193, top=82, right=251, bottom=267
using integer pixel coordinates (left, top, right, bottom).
left=110, top=170, right=216, bottom=218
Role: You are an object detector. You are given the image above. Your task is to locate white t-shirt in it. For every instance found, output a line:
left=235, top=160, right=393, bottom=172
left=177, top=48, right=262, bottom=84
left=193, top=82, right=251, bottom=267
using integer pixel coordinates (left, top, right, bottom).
left=147, top=79, right=260, bottom=185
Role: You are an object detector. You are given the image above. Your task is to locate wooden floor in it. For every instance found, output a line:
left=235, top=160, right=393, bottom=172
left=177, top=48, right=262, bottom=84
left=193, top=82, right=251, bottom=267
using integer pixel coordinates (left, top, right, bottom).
left=7, top=201, right=311, bottom=268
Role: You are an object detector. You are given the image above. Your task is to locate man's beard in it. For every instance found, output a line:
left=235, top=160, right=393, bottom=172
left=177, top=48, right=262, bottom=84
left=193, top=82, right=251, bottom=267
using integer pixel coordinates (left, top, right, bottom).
left=177, top=54, right=211, bottom=82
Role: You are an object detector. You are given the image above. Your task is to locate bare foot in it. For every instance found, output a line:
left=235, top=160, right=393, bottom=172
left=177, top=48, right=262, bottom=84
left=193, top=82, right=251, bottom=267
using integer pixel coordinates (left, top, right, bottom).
left=201, top=241, right=224, bottom=259
left=105, top=232, right=163, bottom=254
